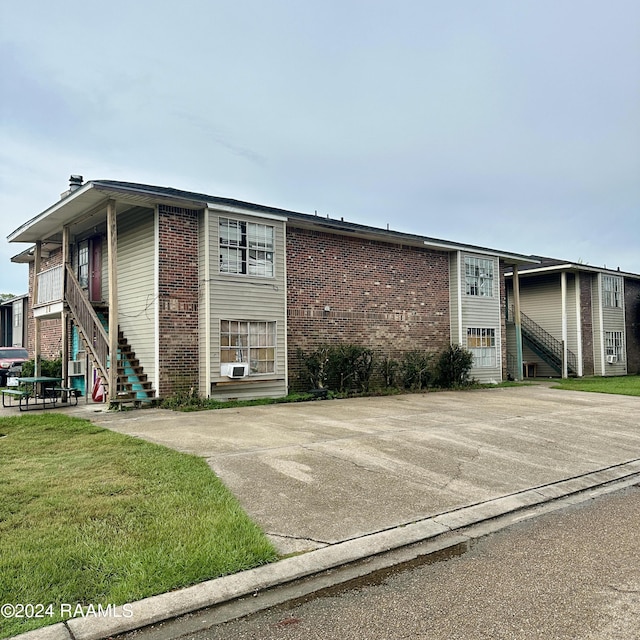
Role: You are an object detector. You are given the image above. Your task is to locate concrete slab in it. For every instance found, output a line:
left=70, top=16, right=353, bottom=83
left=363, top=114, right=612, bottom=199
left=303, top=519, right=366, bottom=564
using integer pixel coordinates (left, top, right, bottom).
left=73, top=385, right=640, bottom=553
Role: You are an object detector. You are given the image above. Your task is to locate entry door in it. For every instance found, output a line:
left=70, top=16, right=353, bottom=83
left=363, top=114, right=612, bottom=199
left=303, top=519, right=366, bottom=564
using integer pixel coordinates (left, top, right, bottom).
left=90, top=237, right=102, bottom=302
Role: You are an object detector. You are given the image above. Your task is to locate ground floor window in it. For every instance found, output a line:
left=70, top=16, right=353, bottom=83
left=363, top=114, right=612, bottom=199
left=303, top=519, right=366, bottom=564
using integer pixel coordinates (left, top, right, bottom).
left=467, top=327, right=496, bottom=368
left=605, top=331, right=624, bottom=362
left=221, top=320, right=276, bottom=374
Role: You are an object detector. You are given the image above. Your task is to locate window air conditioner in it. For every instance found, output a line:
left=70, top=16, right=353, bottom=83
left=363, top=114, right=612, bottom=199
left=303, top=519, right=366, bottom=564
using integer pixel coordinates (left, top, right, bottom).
left=70, top=359, right=86, bottom=376
left=606, top=355, right=617, bottom=364
left=221, top=363, right=249, bottom=379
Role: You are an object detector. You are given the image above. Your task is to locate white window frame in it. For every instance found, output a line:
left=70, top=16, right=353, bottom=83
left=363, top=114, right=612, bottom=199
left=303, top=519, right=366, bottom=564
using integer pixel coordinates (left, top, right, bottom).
left=467, top=327, right=496, bottom=368
left=219, top=218, right=274, bottom=277
left=77, top=240, right=89, bottom=288
left=602, top=275, right=622, bottom=308
left=465, top=256, right=494, bottom=297
left=605, top=331, right=624, bottom=362
left=220, top=320, right=276, bottom=375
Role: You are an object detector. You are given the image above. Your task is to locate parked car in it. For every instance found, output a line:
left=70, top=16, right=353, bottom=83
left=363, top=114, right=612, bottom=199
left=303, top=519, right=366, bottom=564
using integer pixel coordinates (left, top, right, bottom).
left=0, top=347, right=29, bottom=386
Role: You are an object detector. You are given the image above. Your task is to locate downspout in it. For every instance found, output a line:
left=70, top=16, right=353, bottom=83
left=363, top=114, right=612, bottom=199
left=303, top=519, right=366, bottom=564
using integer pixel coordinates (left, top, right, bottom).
left=561, top=271, right=568, bottom=378
left=107, top=200, right=118, bottom=403
left=513, top=265, right=523, bottom=381
left=283, top=222, right=289, bottom=394
left=154, top=206, right=160, bottom=397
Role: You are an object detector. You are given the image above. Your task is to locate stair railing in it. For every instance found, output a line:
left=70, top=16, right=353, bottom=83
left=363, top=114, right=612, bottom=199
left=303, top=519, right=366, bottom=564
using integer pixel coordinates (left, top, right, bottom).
left=64, top=263, right=109, bottom=379
left=508, top=305, right=577, bottom=374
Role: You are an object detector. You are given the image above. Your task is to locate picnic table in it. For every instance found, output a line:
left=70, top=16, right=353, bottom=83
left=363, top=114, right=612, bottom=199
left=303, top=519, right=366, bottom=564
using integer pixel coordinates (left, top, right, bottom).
left=2, top=377, right=78, bottom=411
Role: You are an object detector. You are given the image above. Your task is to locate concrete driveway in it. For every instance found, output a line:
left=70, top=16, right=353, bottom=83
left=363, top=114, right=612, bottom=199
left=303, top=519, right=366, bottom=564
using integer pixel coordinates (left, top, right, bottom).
left=75, top=384, right=640, bottom=553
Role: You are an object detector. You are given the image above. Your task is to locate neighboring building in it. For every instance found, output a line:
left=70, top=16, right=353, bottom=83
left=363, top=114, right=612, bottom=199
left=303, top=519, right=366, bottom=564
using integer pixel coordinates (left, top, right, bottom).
left=505, top=259, right=640, bottom=378
left=8, top=176, right=538, bottom=401
left=0, top=294, right=28, bottom=348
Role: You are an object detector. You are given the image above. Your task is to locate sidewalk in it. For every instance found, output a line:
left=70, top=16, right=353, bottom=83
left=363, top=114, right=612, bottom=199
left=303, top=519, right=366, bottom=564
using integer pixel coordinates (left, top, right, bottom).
left=9, top=384, right=640, bottom=639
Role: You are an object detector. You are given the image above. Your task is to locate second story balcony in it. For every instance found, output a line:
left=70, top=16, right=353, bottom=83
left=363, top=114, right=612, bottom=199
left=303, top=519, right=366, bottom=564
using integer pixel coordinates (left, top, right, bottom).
left=33, top=265, right=64, bottom=319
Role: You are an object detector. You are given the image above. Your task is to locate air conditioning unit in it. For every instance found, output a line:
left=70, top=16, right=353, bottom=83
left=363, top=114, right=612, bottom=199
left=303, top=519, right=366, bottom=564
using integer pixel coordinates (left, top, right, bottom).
left=69, top=359, right=86, bottom=376
left=606, top=355, right=617, bottom=364
left=221, top=363, right=249, bottom=379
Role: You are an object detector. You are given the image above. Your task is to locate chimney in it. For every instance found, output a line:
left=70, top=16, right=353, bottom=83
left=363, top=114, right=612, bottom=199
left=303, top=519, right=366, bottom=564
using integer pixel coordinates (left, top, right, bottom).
left=69, top=175, right=83, bottom=191
left=61, top=175, right=84, bottom=199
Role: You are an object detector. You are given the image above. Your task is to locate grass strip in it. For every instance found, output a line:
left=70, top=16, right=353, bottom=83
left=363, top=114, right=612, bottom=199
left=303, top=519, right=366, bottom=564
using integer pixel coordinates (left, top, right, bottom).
left=552, top=375, right=640, bottom=396
left=0, top=414, right=277, bottom=638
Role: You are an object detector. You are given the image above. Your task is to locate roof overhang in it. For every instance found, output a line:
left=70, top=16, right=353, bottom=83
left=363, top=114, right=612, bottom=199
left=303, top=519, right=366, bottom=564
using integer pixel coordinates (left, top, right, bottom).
left=505, top=263, right=640, bottom=280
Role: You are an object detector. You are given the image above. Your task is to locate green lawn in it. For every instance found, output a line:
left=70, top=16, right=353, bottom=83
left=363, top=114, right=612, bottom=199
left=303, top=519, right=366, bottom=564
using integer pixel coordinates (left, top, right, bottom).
left=552, top=375, right=640, bottom=396
left=0, top=414, right=277, bottom=638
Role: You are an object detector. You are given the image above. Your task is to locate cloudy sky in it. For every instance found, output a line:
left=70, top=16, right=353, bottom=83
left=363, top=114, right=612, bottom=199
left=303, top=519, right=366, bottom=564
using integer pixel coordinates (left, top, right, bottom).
left=1, top=0, right=638, bottom=295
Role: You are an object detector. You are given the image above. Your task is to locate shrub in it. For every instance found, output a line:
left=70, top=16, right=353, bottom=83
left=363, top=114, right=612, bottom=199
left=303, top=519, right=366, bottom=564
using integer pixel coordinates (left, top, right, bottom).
left=399, top=350, right=434, bottom=390
left=327, top=345, right=375, bottom=393
left=379, top=355, right=399, bottom=388
left=436, top=344, right=474, bottom=388
left=20, top=356, right=62, bottom=379
left=297, top=346, right=331, bottom=389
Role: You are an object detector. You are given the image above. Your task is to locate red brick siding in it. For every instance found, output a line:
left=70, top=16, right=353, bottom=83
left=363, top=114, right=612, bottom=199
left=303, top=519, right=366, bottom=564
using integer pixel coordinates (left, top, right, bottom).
left=580, top=273, right=595, bottom=376
left=157, top=205, right=200, bottom=396
left=625, top=278, right=640, bottom=374
left=286, top=227, right=451, bottom=389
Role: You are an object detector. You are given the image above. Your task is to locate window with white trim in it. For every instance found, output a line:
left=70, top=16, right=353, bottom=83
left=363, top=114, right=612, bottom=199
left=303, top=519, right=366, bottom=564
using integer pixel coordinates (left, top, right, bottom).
left=605, top=331, right=624, bottom=362
left=465, top=257, right=494, bottom=297
left=77, top=241, right=89, bottom=288
left=219, top=218, right=274, bottom=277
left=221, top=320, right=276, bottom=374
left=467, top=328, right=496, bottom=368
left=602, top=275, right=622, bottom=308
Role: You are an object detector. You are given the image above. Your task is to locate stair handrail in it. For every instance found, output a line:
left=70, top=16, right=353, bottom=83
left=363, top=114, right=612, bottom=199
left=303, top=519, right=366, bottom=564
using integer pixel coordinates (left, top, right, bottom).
left=64, top=263, right=109, bottom=379
left=509, top=305, right=577, bottom=373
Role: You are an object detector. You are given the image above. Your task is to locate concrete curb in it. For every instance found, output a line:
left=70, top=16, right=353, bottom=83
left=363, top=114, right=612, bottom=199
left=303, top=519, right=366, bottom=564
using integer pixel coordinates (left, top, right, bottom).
left=10, top=459, right=640, bottom=640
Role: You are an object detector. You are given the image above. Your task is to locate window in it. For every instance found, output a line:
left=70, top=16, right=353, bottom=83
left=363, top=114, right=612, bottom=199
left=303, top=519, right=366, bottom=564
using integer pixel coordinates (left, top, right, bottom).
left=78, top=241, right=89, bottom=288
left=602, top=276, right=622, bottom=308
left=605, top=331, right=624, bottom=362
left=221, top=320, right=276, bottom=374
left=467, top=328, right=496, bottom=368
left=465, top=257, right=494, bottom=297
left=220, top=218, right=274, bottom=277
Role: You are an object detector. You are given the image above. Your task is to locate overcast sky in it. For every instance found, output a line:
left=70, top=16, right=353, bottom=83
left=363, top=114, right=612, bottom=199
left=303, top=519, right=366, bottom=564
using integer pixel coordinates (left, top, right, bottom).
left=1, top=0, right=639, bottom=295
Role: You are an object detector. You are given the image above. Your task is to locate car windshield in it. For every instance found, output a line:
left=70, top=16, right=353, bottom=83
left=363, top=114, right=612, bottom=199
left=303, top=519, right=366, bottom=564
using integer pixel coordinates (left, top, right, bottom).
left=0, top=349, right=28, bottom=359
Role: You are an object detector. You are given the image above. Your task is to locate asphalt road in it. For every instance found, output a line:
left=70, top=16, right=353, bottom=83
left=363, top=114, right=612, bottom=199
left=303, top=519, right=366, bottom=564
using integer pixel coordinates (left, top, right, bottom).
left=183, top=485, right=640, bottom=640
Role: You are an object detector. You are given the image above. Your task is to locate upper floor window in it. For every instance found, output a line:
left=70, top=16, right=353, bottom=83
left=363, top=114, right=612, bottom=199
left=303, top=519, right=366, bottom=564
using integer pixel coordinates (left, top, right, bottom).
left=602, top=275, right=622, bottom=308
left=77, top=241, right=89, bottom=288
left=219, top=218, right=274, bottom=277
left=465, top=257, right=494, bottom=297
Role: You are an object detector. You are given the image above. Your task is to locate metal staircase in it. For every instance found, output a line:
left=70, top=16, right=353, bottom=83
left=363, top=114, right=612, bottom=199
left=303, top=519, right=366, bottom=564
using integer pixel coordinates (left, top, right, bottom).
left=508, top=306, right=577, bottom=376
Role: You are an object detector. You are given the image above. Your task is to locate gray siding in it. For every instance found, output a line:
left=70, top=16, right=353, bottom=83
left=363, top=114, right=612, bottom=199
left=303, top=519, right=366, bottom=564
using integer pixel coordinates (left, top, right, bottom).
left=116, top=208, right=157, bottom=390
left=204, top=208, right=287, bottom=399
left=591, top=276, right=604, bottom=375
left=600, top=275, right=627, bottom=376
left=461, top=253, right=502, bottom=383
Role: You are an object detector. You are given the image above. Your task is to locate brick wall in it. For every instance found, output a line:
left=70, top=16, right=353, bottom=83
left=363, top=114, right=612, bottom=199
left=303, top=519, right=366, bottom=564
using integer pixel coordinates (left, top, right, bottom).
left=27, top=249, right=63, bottom=360
left=286, top=227, right=451, bottom=389
left=625, top=278, right=640, bottom=375
left=157, top=205, right=200, bottom=396
left=580, top=273, right=595, bottom=376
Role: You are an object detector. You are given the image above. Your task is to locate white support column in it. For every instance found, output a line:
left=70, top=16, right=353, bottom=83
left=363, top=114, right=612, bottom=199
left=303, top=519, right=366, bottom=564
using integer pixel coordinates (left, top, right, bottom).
left=33, top=241, right=42, bottom=377
left=513, top=265, right=523, bottom=382
left=107, top=200, right=118, bottom=403
left=561, top=271, right=568, bottom=378
left=575, top=272, right=583, bottom=377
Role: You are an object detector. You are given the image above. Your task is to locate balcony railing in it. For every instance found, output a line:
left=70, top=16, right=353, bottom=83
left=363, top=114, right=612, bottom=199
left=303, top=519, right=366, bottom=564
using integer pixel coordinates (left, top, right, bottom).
left=35, top=265, right=64, bottom=306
